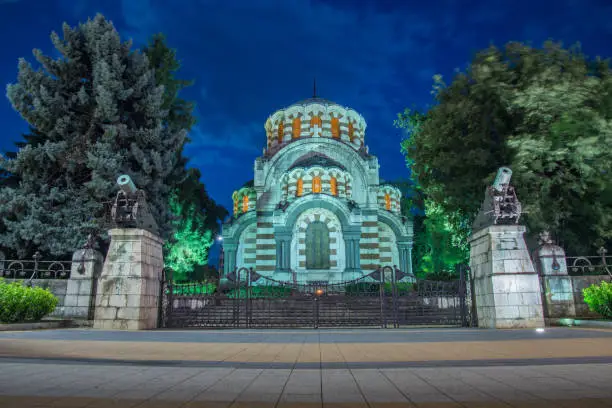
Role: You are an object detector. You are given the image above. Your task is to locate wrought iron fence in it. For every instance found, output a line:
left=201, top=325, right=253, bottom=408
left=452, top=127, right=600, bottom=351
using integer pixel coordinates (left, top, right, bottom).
left=566, top=247, right=612, bottom=277
left=160, top=265, right=469, bottom=329
left=0, top=252, right=72, bottom=280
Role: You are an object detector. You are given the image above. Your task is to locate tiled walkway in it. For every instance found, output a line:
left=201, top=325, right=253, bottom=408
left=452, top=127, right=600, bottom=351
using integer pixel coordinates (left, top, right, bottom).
left=0, top=328, right=611, bottom=407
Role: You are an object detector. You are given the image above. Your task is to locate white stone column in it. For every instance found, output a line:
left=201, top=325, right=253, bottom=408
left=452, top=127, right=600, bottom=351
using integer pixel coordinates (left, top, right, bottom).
left=93, top=228, right=164, bottom=330
left=64, top=249, right=103, bottom=320
left=469, top=225, right=544, bottom=329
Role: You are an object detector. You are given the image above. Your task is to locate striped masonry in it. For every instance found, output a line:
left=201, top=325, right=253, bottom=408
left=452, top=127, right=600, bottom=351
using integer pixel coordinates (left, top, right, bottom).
left=236, top=224, right=257, bottom=269
left=360, top=215, right=380, bottom=271
left=378, top=222, right=397, bottom=267
left=255, top=219, right=276, bottom=272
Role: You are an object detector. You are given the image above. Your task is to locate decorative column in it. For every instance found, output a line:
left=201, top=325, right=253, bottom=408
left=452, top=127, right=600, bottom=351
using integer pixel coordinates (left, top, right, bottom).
left=275, top=229, right=292, bottom=279
left=469, top=167, right=544, bottom=329
left=64, top=247, right=103, bottom=320
left=223, top=242, right=237, bottom=277
left=344, top=226, right=361, bottom=279
left=397, top=241, right=414, bottom=278
left=534, top=231, right=575, bottom=320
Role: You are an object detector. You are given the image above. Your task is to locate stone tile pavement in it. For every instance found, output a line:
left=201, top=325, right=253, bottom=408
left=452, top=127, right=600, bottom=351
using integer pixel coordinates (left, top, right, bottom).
left=0, top=328, right=611, bottom=407
left=1, top=362, right=611, bottom=407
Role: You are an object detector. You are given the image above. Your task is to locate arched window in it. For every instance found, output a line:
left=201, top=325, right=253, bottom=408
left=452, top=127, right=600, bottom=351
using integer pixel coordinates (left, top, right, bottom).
left=242, top=195, right=249, bottom=213
left=385, top=193, right=391, bottom=211
left=348, top=121, right=355, bottom=141
left=330, top=177, right=337, bottom=196
left=331, top=117, right=340, bottom=139
left=312, top=176, right=322, bottom=193
left=305, top=221, right=330, bottom=269
left=296, top=178, right=303, bottom=197
left=277, top=121, right=284, bottom=143
left=292, top=117, right=301, bottom=139
left=310, top=115, right=322, bottom=128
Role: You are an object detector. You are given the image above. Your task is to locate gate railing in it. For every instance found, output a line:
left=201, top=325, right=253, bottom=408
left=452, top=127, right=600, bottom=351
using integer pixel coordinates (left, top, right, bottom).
left=0, top=252, right=72, bottom=281
left=160, top=265, right=469, bottom=329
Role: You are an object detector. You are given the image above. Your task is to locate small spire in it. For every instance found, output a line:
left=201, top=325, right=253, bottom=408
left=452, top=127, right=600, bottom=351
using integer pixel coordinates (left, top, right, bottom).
left=313, top=77, right=317, bottom=98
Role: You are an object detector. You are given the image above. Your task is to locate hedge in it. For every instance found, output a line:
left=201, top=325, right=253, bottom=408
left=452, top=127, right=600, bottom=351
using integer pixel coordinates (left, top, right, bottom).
left=0, top=279, right=58, bottom=323
left=583, top=281, right=612, bottom=320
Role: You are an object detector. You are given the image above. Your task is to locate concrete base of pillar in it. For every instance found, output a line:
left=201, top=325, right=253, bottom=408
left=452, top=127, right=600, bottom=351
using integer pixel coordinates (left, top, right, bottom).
left=93, top=229, right=164, bottom=330
left=63, top=249, right=103, bottom=319
left=469, top=225, right=545, bottom=329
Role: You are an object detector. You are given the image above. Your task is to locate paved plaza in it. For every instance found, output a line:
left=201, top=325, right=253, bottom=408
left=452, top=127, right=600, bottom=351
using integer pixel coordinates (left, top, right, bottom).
left=0, top=327, right=611, bottom=407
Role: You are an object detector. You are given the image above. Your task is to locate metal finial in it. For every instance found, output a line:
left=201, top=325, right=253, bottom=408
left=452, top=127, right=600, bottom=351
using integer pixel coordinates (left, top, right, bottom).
left=313, top=77, right=317, bottom=98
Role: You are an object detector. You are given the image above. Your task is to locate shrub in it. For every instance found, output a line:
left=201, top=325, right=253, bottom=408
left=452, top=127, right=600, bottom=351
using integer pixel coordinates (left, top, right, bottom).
left=582, top=281, right=612, bottom=319
left=0, top=279, right=59, bottom=323
left=172, top=282, right=217, bottom=296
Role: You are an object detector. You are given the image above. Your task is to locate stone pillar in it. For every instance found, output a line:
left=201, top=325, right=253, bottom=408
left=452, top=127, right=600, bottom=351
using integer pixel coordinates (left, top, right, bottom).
left=223, top=243, right=237, bottom=277
left=64, top=249, right=103, bottom=320
left=534, top=233, right=575, bottom=320
left=469, top=225, right=544, bottom=329
left=93, top=228, right=164, bottom=330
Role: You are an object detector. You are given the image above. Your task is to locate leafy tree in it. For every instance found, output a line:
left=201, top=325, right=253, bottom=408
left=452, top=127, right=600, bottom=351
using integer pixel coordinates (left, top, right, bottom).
left=0, top=14, right=186, bottom=257
left=164, top=192, right=213, bottom=281
left=398, top=41, right=612, bottom=255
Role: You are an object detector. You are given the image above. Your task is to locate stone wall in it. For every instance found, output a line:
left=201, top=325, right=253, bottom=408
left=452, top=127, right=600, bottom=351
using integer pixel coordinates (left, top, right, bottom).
left=5, top=279, right=68, bottom=317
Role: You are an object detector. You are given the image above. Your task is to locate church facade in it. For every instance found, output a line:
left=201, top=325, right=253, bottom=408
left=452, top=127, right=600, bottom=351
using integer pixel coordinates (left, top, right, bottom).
left=222, top=97, right=414, bottom=284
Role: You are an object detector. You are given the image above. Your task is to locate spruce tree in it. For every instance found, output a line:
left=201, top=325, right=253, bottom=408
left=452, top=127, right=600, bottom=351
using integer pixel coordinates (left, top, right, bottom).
left=0, top=14, right=186, bottom=257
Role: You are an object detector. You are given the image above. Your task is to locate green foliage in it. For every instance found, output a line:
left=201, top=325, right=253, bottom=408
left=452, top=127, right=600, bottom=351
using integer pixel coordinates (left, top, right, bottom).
left=143, top=34, right=227, bottom=261
left=227, top=286, right=293, bottom=299
left=0, top=279, right=58, bottom=323
left=164, top=192, right=213, bottom=281
left=0, top=14, right=187, bottom=257
left=398, top=41, right=612, bottom=255
left=344, top=282, right=415, bottom=295
left=395, top=112, right=469, bottom=277
left=582, top=281, right=612, bottom=319
left=417, top=200, right=469, bottom=277
left=143, top=33, right=196, bottom=136
left=172, top=282, right=217, bottom=296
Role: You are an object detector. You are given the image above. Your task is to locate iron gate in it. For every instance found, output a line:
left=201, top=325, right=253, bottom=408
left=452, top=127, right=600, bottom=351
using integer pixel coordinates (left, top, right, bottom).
left=159, top=266, right=470, bottom=329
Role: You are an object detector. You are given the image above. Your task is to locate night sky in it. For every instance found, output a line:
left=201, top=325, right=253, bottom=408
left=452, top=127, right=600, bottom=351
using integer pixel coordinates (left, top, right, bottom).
left=1, top=0, right=611, bottom=264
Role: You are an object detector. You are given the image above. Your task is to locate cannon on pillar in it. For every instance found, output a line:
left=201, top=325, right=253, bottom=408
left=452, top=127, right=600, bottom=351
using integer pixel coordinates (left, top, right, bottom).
left=110, top=175, right=159, bottom=234
left=473, top=167, right=523, bottom=230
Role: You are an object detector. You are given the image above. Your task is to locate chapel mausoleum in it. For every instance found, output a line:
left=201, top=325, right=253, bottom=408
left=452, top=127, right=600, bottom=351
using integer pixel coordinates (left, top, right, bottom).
left=222, top=97, right=414, bottom=283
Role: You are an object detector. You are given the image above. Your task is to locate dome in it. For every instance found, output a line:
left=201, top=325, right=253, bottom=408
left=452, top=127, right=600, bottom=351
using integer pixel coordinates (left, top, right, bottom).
left=286, top=97, right=339, bottom=107
left=264, top=96, right=368, bottom=156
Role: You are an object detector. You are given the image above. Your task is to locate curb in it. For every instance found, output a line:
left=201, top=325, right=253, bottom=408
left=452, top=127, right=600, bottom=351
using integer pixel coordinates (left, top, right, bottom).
left=0, top=319, right=93, bottom=332
left=548, top=318, right=612, bottom=329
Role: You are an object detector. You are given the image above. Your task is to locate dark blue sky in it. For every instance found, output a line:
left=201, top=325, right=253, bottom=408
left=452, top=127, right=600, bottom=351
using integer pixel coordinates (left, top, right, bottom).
left=1, top=0, right=611, bottom=212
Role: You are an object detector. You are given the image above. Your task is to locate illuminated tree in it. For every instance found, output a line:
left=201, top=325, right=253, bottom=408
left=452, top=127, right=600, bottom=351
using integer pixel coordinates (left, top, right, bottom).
left=164, top=192, right=213, bottom=281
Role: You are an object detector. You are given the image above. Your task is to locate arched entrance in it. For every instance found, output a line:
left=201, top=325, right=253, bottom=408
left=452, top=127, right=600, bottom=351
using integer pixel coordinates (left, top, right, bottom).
left=305, top=221, right=330, bottom=269
left=290, top=207, right=345, bottom=282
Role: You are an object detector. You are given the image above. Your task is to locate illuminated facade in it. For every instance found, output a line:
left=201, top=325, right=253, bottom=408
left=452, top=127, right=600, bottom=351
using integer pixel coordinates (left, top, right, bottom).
left=223, top=98, right=413, bottom=283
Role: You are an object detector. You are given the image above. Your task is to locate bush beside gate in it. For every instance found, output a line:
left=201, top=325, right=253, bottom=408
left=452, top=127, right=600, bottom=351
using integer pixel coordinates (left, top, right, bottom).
left=0, top=279, right=59, bottom=323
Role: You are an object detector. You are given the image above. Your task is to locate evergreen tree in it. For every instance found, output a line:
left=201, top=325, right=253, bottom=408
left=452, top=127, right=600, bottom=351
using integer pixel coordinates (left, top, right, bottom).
left=0, top=14, right=186, bottom=257
left=397, top=41, right=612, bottom=254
